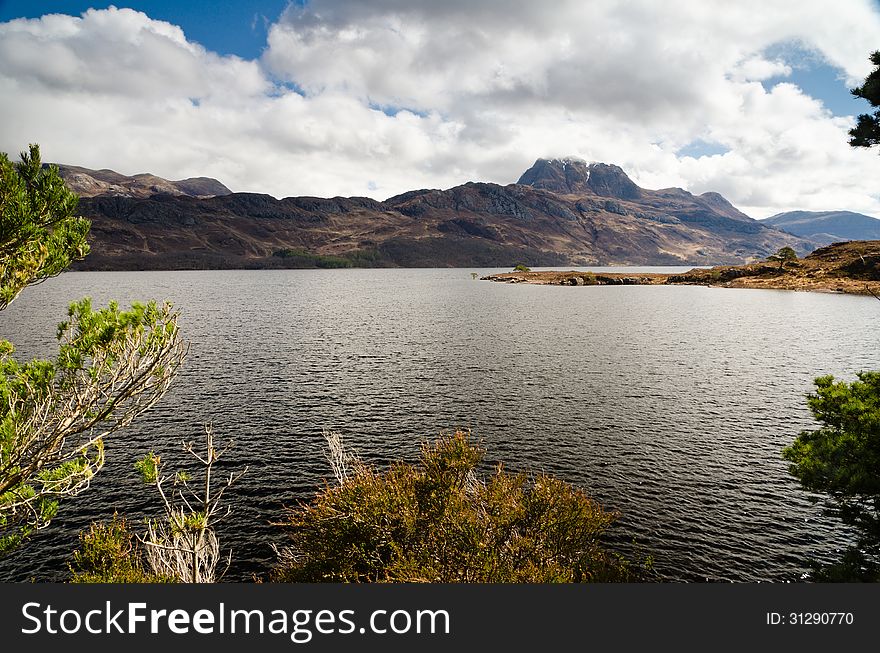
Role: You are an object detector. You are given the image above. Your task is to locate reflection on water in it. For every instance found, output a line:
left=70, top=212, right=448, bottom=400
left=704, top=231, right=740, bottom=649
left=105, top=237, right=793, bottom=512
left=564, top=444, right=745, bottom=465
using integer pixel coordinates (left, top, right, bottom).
left=0, top=268, right=877, bottom=581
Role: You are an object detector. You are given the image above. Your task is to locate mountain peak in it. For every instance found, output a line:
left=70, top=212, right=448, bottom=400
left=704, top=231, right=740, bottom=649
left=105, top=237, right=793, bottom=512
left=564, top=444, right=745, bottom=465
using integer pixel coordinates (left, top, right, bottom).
left=517, top=158, right=641, bottom=199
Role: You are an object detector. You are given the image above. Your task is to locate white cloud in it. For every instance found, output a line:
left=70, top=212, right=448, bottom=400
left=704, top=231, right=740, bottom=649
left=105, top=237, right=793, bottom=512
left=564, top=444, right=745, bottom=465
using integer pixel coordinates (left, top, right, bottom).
left=1, top=1, right=879, bottom=217
left=730, top=56, right=792, bottom=82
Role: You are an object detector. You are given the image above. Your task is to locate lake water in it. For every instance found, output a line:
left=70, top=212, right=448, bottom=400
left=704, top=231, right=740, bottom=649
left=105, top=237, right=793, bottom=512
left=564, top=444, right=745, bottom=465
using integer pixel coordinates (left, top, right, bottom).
left=0, top=268, right=877, bottom=582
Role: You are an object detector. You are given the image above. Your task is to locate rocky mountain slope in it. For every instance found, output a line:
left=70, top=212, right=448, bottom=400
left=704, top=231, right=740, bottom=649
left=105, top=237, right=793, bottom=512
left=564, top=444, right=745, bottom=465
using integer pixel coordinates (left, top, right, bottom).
left=53, top=164, right=232, bottom=199
left=66, top=158, right=816, bottom=270
left=762, top=210, right=880, bottom=245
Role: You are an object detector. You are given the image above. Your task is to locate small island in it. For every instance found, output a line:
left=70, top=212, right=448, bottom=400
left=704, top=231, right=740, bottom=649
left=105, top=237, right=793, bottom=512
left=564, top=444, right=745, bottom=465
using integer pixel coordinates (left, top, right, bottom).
left=483, top=240, right=880, bottom=297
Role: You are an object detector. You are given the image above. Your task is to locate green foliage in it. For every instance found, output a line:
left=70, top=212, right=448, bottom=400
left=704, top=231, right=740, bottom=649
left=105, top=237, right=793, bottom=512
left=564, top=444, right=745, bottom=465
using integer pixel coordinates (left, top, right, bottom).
left=806, top=547, right=880, bottom=582
left=69, top=515, right=172, bottom=583
left=343, top=248, right=384, bottom=266
left=776, top=246, right=798, bottom=261
left=272, top=248, right=354, bottom=268
left=783, top=372, right=880, bottom=579
left=135, top=452, right=160, bottom=484
left=0, top=143, right=185, bottom=554
left=513, top=264, right=531, bottom=272
left=767, top=246, right=798, bottom=271
left=0, top=298, right=182, bottom=549
left=784, top=373, right=880, bottom=499
left=849, top=51, right=880, bottom=150
left=0, top=145, right=90, bottom=310
left=275, top=432, right=641, bottom=583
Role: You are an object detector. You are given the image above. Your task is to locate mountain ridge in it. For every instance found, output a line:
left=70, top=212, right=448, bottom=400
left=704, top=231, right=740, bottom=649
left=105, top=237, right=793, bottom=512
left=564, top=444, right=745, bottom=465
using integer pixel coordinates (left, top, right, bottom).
left=761, top=210, right=880, bottom=245
left=64, top=158, right=818, bottom=270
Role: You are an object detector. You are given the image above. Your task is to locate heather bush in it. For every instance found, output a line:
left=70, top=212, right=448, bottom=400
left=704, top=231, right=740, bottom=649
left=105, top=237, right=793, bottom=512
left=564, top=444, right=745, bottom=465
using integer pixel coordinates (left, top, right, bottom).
left=274, top=431, right=641, bottom=582
left=69, top=515, right=171, bottom=583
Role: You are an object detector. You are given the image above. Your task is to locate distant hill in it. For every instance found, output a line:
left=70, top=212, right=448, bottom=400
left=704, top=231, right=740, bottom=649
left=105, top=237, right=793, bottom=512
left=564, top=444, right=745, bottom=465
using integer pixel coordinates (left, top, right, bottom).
left=50, top=164, right=232, bottom=199
left=762, top=210, right=880, bottom=245
left=64, top=157, right=816, bottom=270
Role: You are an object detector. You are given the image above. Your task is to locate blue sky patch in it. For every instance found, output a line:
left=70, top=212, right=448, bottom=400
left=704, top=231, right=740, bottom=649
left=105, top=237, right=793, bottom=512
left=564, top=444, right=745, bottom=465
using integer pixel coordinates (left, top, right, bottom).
left=0, top=1, right=291, bottom=60
left=676, top=140, right=731, bottom=159
left=761, top=41, right=869, bottom=117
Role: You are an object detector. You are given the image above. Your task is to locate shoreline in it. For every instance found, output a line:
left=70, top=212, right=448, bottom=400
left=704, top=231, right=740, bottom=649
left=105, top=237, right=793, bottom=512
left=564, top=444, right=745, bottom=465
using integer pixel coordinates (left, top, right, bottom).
left=481, top=269, right=880, bottom=297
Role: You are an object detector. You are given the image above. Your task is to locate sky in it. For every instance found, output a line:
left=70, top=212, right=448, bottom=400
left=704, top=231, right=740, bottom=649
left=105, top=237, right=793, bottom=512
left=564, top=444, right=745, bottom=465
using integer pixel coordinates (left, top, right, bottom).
left=1, top=1, right=879, bottom=219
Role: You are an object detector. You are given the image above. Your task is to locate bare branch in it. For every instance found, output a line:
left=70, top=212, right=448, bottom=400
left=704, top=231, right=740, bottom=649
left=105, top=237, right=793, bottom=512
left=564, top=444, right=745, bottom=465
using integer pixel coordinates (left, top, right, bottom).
left=138, top=425, right=246, bottom=583
left=322, top=429, right=360, bottom=484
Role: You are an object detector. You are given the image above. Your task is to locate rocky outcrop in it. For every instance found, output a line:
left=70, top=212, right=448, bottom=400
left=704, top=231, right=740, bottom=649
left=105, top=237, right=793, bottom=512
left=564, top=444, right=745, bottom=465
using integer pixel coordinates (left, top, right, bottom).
left=482, top=271, right=668, bottom=286
left=516, top=158, right=642, bottom=200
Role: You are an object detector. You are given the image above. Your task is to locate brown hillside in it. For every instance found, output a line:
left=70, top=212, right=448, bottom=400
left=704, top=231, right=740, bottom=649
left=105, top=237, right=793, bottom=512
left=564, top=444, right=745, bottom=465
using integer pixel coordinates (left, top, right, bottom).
left=66, top=158, right=817, bottom=270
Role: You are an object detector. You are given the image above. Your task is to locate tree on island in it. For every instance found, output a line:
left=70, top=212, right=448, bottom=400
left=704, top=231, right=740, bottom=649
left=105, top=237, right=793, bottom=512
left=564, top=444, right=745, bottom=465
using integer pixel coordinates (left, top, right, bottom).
left=767, top=246, right=798, bottom=271
left=0, top=144, right=185, bottom=554
left=513, top=264, right=531, bottom=272
left=849, top=51, right=880, bottom=150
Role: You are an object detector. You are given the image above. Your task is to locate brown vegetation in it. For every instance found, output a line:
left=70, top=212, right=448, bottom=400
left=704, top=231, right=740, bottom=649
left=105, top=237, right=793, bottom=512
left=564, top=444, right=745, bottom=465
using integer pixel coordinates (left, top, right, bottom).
left=273, top=432, right=643, bottom=583
left=668, top=240, right=880, bottom=295
left=483, top=240, right=880, bottom=297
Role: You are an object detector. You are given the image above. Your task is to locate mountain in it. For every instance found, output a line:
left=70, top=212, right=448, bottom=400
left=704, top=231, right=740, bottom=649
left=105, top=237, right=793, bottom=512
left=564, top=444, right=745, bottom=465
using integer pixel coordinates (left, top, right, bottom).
left=516, top=158, right=642, bottom=199
left=66, top=158, right=816, bottom=270
left=52, top=164, right=232, bottom=199
left=761, top=210, right=880, bottom=245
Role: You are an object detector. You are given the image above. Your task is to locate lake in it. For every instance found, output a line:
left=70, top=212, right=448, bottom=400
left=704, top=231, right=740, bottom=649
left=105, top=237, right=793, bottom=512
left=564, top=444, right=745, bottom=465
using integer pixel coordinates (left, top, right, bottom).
left=0, top=268, right=877, bottom=582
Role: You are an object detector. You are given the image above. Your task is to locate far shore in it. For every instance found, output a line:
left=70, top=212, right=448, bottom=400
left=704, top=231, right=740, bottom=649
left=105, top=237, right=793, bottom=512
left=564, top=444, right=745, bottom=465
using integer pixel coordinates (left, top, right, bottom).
left=482, top=265, right=880, bottom=298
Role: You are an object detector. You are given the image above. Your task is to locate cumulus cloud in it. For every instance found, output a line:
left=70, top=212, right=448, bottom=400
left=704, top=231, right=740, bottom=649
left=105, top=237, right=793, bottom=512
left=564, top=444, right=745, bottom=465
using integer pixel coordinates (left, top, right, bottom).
left=730, top=56, right=792, bottom=82
left=1, top=1, right=879, bottom=217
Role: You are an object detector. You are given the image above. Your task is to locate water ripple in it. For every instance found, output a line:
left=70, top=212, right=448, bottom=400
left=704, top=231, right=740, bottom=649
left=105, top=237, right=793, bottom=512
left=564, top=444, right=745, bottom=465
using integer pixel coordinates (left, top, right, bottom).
left=0, top=269, right=876, bottom=582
